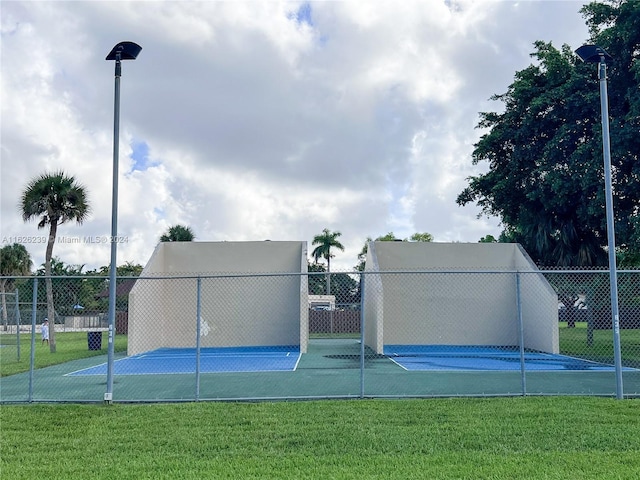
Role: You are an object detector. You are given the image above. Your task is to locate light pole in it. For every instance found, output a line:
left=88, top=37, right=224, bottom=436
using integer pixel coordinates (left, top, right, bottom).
left=575, top=44, right=623, bottom=399
left=105, top=41, right=141, bottom=404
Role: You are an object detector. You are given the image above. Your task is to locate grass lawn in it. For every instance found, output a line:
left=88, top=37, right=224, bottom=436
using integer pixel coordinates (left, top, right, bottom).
left=1, top=397, right=639, bottom=479
left=0, top=332, right=127, bottom=377
left=2, top=326, right=639, bottom=478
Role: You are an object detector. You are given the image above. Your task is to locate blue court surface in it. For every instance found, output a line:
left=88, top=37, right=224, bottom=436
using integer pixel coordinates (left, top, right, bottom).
left=383, top=345, right=633, bottom=372
left=66, top=346, right=301, bottom=376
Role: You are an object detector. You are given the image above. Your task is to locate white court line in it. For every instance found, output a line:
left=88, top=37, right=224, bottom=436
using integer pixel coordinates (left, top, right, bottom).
left=292, top=353, right=302, bottom=371
left=133, top=353, right=298, bottom=360
left=388, top=357, right=409, bottom=371
left=64, top=357, right=125, bottom=376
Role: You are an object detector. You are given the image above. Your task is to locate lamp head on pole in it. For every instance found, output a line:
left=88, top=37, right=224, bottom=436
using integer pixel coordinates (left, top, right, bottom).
left=575, top=44, right=612, bottom=64
left=106, top=41, right=142, bottom=61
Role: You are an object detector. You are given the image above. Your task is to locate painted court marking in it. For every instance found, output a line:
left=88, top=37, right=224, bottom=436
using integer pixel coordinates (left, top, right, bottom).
left=383, top=345, right=636, bottom=372
left=66, top=346, right=301, bottom=376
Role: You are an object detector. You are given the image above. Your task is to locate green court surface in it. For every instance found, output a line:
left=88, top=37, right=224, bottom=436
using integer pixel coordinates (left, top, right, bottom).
left=1, top=339, right=639, bottom=403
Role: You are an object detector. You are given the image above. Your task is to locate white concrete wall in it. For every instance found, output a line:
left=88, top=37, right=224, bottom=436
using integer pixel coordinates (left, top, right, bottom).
left=128, top=241, right=308, bottom=355
left=364, top=242, right=558, bottom=354
left=513, top=245, right=559, bottom=353
left=363, top=243, right=384, bottom=354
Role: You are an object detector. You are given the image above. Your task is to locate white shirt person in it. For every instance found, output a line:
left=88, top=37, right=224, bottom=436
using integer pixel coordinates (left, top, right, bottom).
left=41, top=319, right=49, bottom=345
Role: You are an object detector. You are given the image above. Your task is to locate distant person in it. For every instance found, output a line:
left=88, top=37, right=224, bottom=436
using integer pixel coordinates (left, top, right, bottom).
left=41, top=319, right=49, bottom=345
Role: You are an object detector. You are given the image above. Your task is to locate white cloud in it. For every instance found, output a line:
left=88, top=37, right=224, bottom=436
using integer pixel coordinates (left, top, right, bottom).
left=1, top=0, right=591, bottom=272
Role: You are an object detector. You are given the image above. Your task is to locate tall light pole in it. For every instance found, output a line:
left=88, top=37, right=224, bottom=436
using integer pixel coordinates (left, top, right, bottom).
left=105, top=41, right=141, bottom=404
left=575, top=44, right=623, bottom=399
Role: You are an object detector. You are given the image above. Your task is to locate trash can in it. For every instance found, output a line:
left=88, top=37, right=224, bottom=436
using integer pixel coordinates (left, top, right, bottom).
left=88, top=331, right=102, bottom=350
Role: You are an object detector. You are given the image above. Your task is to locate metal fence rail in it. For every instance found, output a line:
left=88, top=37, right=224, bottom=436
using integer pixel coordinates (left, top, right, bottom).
left=1, top=270, right=638, bottom=403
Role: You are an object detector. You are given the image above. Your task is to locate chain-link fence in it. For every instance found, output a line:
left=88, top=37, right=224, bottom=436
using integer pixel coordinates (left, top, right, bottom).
left=1, top=270, right=639, bottom=403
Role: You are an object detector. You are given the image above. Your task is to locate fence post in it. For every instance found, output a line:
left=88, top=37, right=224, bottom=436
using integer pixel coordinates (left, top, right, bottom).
left=195, top=277, right=202, bottom=401
left=28, top=278, right=38, bottom=402
left=359, top=272, right=366, bottom=399
left=515, top=272, right=527, bottom=396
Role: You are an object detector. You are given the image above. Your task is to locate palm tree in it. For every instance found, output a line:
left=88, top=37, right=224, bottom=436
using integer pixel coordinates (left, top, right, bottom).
left=21, top=171, right=90, bottom=352
left=0, top=243, right=32, bottom=330
left=160, top=225, right=195, bottom=242
left=311, top=228, right=345, bottom=295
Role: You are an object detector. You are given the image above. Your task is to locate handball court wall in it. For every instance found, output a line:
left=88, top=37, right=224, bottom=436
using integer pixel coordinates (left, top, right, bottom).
left=363, top=242, right=559, bottom=355
left=128, top=241, right=308, bottom=356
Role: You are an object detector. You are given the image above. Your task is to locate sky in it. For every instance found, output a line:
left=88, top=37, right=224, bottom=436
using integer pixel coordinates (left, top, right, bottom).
left=1, top=0, right=594, bottom=273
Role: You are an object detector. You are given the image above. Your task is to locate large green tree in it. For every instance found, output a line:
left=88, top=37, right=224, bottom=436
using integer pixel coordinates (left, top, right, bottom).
left=457, top=0, right=640, bottom=266
left=307, top=261, right=326, bottom=296
left=0, top=243, right=32, bottom=330
left=331, top=272, right=360, bottom=306
left=311, top=228, right=345, bottom=296
left=21, top=171, right=90, bottom=352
